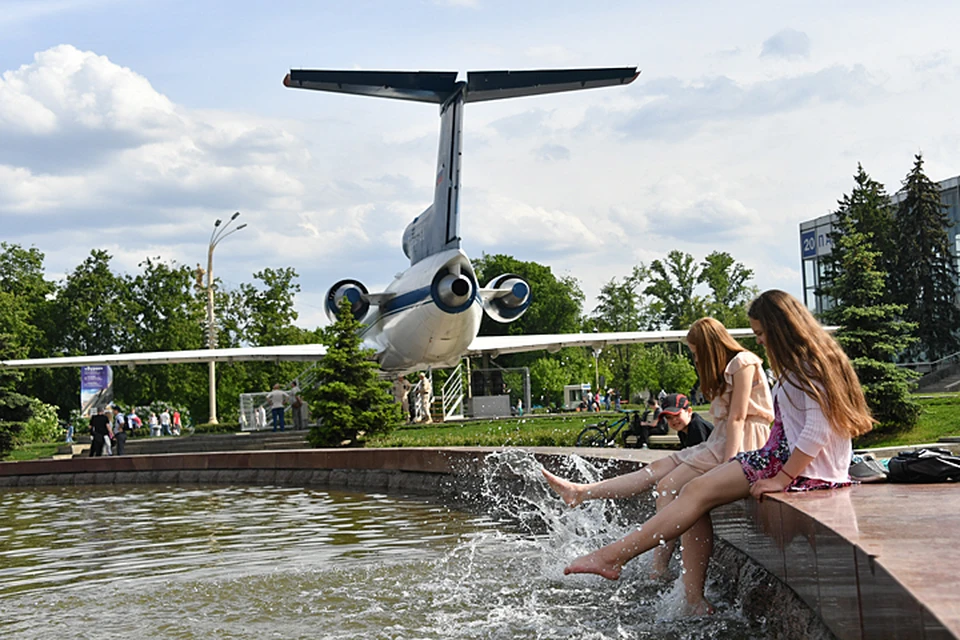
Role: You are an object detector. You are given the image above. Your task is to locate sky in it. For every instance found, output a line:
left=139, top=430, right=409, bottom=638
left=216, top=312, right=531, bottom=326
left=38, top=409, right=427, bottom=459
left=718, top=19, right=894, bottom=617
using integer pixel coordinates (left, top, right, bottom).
left=3, top=0, right=960, bottom=330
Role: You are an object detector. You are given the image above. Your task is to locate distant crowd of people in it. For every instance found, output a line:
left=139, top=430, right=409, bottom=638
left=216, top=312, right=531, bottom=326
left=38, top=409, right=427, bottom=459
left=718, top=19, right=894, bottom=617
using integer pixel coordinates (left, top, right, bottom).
left=86, top=404, right=184, bottom=456
left=576, top=388, right=622, bottom=413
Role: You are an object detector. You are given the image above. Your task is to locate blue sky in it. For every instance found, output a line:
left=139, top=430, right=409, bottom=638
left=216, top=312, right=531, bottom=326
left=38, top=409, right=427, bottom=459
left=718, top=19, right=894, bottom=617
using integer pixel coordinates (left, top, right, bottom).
left=3, top=1, right=960, bottom=329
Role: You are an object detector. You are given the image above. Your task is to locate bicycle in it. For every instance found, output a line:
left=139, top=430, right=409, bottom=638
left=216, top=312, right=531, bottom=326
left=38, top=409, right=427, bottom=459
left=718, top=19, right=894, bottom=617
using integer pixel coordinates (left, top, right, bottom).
left=575, top=410, right=642, bottom=447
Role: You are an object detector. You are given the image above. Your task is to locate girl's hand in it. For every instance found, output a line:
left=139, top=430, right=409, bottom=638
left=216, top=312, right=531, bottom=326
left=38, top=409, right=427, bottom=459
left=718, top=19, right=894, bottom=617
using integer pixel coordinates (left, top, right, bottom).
left=750, top=474, right=790, bottom=500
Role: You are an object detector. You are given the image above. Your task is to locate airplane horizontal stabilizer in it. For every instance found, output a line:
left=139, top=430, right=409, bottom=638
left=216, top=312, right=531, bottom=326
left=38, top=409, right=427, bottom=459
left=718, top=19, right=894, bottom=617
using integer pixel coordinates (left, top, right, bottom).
left=284, top=70, right=459, bottom=104
left=465, top=67, right=639, bottom=103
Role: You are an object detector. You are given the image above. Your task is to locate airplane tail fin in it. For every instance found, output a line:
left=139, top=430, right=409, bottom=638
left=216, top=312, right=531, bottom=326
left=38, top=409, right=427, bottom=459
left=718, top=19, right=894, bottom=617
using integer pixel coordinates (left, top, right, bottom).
left=285, top=67, right=638, bottom=265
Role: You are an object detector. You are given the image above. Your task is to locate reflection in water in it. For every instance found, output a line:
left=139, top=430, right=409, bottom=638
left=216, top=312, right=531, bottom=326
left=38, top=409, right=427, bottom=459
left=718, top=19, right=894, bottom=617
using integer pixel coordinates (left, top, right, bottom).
left=0, top=451, right=771, bottom=639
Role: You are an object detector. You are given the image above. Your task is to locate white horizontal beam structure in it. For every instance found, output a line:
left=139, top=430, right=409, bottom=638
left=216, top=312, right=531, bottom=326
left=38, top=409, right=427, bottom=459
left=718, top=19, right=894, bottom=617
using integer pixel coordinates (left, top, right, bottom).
left=0, top=344, right=328, bottom=370
left=465, top=328, right=752, bottom=359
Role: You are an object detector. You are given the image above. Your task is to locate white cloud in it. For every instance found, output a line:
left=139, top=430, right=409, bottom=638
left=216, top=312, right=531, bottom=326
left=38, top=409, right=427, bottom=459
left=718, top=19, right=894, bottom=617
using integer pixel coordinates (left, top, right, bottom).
left=760, top=29, right=812, bottom=59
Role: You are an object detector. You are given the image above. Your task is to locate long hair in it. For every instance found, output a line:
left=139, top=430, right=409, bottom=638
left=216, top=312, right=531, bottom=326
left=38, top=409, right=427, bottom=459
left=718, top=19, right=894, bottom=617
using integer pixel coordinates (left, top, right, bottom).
left=747, top=290, right=874, bottom=438
left=686, top=317, right=747, bottom=402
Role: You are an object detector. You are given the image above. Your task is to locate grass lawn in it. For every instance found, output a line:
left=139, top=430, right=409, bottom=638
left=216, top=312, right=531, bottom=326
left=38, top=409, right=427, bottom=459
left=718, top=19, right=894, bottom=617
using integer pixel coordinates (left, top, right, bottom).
left=3, top=442, right=61, bottom=462
left=368, top=412, right=616, bottom=448
left=855, top=393, right=960, bottom=449
left=371, top=394, right=960, bottom=450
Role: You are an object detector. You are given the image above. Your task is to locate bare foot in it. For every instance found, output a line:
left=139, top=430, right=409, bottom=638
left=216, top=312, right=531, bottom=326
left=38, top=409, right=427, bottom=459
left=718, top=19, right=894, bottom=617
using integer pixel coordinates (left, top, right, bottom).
left=564, top=549, right=622, bottom=580
left=541, top=468, right=586, bottom=508
left=683, top=598, right=715, bottom=616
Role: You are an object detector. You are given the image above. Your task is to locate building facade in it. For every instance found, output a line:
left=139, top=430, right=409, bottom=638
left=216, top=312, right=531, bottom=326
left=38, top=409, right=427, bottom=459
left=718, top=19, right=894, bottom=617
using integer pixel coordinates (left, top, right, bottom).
left=800, top=174, right=960, bottom=316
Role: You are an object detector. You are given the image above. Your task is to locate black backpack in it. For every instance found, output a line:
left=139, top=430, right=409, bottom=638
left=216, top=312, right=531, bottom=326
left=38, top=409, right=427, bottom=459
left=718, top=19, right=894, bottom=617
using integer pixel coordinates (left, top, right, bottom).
left=887, top=448, right=960, bottom=483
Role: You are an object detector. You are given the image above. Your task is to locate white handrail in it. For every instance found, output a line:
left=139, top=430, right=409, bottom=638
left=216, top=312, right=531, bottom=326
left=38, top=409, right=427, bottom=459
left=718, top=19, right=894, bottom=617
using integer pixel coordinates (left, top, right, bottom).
left=442, top=362, right=465, bottom=421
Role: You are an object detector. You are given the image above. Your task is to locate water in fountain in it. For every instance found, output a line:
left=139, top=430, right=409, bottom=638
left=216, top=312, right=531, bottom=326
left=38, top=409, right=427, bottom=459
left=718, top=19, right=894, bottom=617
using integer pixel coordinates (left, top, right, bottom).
left=0, top=451, right=771, bottom=639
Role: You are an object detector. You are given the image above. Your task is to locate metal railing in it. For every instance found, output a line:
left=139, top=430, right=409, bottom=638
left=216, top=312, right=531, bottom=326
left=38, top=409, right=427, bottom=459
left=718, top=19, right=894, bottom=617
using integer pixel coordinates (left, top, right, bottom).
left=442, top=362, right=465, bottom=421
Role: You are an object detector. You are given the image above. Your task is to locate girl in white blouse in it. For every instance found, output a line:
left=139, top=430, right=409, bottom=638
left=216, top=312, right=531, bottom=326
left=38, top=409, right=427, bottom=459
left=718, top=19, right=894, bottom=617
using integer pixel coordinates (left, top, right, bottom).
left=563, top=290, right=875, bottom=593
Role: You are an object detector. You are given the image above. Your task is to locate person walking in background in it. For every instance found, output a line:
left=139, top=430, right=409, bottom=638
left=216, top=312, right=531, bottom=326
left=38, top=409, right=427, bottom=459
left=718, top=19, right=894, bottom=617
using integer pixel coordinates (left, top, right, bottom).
left=127, top=409, right=141, bottom=434
left=172, top=410, right=182, bottom=436
left=290, top=385, right=306, bottom=430
left=148, top=412, right=160, bottom=437
left=159, top=408, right=171, bottom=436
left=391, top=375, right=412, bottom=423
left=112, top=405, right=127, bottom=456
left=561, top=291, right=873, bottom=614
left=89, top=407, right=110, bottom=457
left=545, top=316, right=773, bottom=613
left=265, top=383, right=288, bottom=432
left=416, top=373, right=433, bottom=424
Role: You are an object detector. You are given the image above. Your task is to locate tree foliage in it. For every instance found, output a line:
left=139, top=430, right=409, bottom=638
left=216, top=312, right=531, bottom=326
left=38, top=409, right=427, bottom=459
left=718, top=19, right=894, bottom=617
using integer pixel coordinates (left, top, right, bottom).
left=821, top=166, right=920, bottom=432
left=698, top=251, right=757, bottom=328
left=306, top=298, right=401, bottom=447
left=890, top=153, right=960, bottom=361
left=590, top=266, right=651, bottom=401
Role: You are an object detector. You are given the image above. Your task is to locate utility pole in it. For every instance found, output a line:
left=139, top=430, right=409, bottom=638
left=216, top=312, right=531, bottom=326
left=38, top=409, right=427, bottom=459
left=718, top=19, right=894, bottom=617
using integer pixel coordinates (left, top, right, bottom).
left=205, top=212, right=246, bottom=424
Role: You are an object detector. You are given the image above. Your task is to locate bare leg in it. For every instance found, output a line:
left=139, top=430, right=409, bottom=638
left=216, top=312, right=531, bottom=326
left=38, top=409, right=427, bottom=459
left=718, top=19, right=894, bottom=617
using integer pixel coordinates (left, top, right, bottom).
left=680, top=514, right=715, bottom=615
left=542, top=456, right=680, bottom=508
left=649, top=462, right=702, bottom=578
left=564, top=461, right=750, bottom=579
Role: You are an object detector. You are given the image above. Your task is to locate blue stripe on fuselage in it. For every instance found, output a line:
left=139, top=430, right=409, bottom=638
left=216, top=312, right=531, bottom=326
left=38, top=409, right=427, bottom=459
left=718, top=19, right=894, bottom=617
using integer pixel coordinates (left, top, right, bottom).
left=359, top=286, right=480, bottom=338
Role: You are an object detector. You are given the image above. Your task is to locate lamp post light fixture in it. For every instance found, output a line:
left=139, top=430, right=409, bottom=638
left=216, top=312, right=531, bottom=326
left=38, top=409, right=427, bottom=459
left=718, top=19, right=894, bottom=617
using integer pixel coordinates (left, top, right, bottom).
left=205, top=211, right=246, bottom=424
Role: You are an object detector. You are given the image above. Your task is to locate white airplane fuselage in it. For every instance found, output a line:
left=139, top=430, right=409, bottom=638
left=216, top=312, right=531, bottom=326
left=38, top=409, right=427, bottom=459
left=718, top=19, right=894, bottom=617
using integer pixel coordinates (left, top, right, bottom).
left=360, top=249, right=482, bottom=373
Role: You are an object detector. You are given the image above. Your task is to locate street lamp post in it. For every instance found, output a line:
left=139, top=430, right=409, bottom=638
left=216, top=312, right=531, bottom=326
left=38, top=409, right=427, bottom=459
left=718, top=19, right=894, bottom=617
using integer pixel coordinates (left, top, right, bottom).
left=205, top=212, right=246, bottom=424
left=593, top=347, right=602, bottom=395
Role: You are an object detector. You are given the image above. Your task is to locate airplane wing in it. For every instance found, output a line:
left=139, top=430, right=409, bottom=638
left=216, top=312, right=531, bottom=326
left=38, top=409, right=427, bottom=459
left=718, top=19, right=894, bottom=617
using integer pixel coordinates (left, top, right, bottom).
left=465, top=329, right=757, bottom=358
left=0, top=344, right=328, bottom=370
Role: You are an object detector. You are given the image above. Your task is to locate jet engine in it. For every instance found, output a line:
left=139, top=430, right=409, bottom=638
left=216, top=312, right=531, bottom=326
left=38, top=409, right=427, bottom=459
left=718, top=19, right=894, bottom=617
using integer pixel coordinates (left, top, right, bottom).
left=325, top=279, right=370, bottom=322
left=482, top=273, right=532, bottom=323
left=430, top=265, right=477, bottom=314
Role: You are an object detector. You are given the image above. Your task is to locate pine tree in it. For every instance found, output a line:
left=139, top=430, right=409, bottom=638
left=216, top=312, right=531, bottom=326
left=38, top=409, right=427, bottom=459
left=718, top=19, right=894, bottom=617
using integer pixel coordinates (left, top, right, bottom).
left=819, top=164, right=896, bottom=318
left=891, top=153, right=960, bottom=361
left=306, top=298, right=402, bottom=447
left=821, top=170, right=920, bottom=433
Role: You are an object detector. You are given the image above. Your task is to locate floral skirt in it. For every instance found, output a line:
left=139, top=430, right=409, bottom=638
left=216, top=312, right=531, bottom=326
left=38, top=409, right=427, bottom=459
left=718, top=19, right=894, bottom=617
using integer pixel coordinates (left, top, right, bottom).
left=734, top=400, right=852, bottom=492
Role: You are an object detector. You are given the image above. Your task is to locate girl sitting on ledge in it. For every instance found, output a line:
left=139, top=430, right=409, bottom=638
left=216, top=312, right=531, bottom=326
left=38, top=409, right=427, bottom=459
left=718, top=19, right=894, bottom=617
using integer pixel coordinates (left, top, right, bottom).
left=558, top=290, right=875, bottom=599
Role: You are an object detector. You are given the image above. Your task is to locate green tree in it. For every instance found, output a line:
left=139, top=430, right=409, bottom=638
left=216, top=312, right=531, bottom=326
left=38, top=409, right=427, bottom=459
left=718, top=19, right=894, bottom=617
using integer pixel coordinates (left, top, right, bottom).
left=118, top=258, right=209, bottom=421
left=644, top=251, right=707, bottom=330
left=821, top=168, right=919, bottom=432
left=0, top=332, right=33, bottom=458
left=647, top=345, right=699, bottom=398
left=0, top=243, right=54, bottom=356
left=820, top=164, right=897, bottom=315
left=306, top=298, right=401, bottom=447
left=890, top=153, right=960, bottom=361
left=49, top=250, right=133, bottom=357
left=590, top=266, right=653, bottom=400
left=698, top=251, right=757, bottom=328
left=529, top=357, right=568, bottom=409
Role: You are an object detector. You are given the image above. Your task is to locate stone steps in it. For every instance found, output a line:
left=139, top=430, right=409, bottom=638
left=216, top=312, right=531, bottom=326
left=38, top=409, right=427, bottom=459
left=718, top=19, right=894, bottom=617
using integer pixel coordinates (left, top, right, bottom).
left=63, top=430, right=311, bottom=458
